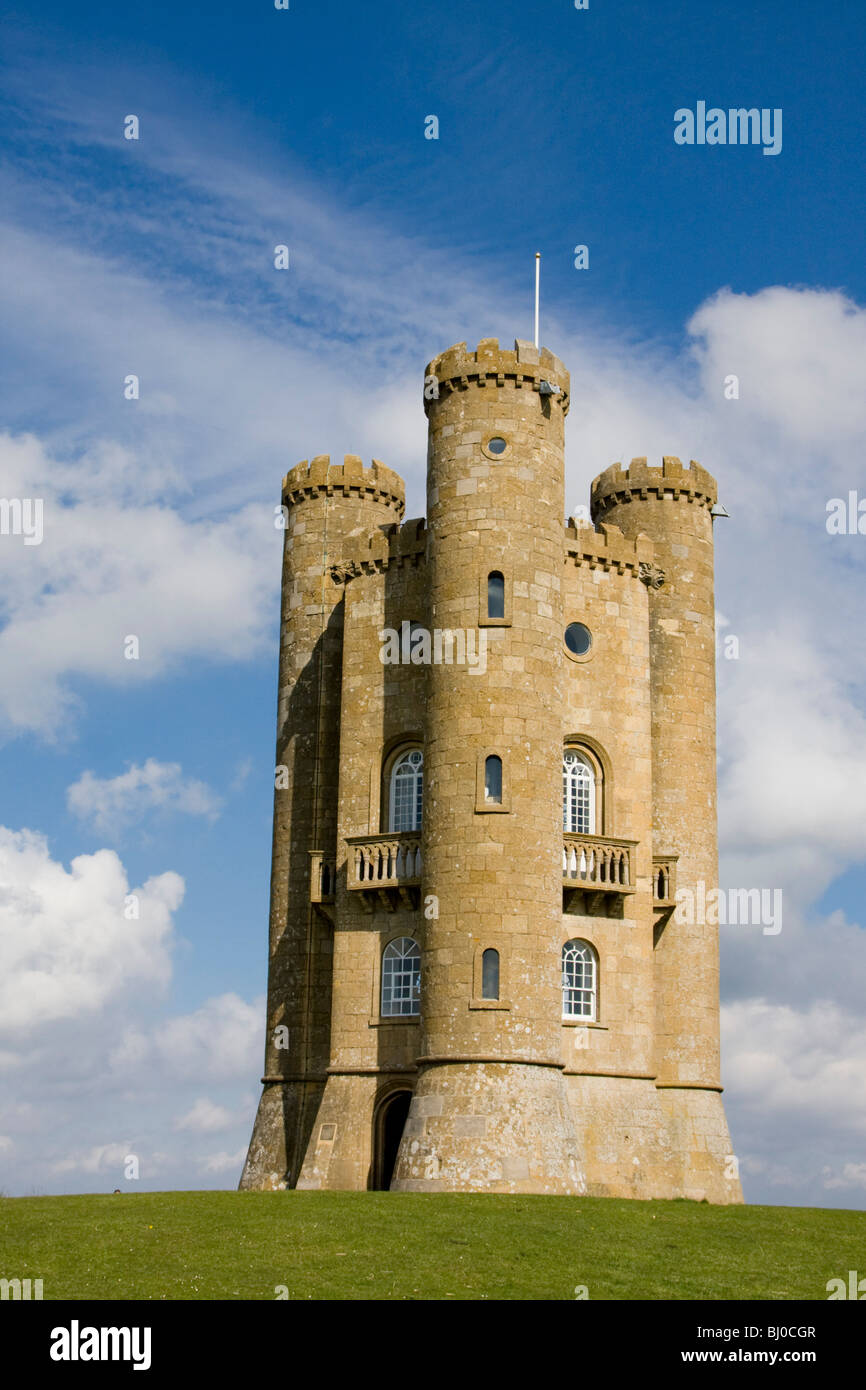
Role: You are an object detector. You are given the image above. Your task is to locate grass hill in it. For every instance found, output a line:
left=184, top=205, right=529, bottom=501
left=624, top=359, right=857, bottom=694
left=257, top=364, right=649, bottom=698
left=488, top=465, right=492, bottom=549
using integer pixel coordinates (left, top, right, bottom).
left=1, top=1190, right=862, bottom=1300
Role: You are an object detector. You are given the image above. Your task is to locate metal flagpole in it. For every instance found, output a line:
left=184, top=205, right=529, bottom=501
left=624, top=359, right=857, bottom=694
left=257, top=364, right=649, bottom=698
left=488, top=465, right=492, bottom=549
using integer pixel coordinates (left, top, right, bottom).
left=534, top=252, right=540, bottom=348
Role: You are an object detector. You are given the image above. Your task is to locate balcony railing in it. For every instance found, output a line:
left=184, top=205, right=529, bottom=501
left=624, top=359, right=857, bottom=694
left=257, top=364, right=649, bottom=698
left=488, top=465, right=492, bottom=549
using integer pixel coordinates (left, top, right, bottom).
left=652, top=854, right=678, bottom=909
left=346, top=832, right=422, bottom=909
left=562, top=833, right=636, bottom=896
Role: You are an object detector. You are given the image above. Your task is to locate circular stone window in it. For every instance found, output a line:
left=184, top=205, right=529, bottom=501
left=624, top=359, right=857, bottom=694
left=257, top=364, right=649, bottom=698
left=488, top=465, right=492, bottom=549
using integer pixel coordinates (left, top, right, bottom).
left=564, top=622, right=593, bottom=658
left=482, top=434, right=510, bottom=460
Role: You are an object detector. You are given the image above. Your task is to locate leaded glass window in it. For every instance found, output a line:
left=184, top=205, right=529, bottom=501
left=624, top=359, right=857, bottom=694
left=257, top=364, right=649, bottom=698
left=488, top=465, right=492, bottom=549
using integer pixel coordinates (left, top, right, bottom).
left=390, top=749, right=423, bottom=832
left=563, top=750, right=595, bottom=834
left=562, top=939, right=597, bottom=1020
left=381, top=937, right=421, bottom=1017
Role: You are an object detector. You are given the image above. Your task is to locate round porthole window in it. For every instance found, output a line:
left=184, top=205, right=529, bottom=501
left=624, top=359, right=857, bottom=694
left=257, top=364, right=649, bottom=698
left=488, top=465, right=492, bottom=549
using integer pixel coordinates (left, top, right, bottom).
left=565, top=622, right=592, bottom=657
left=482, top=435, right=510, bottom=459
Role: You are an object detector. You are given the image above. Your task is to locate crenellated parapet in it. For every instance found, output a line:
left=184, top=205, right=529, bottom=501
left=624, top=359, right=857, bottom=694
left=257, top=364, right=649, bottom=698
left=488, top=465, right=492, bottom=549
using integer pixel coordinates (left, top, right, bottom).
left=424, top=338, right=570, bottom=416
left=591, top=456, right=717, bottom=520
left=282, top=454, right=405, bottom=515
left=330, top=517, right=427, bottom=583
left=565, top=519, right=660, bottom=582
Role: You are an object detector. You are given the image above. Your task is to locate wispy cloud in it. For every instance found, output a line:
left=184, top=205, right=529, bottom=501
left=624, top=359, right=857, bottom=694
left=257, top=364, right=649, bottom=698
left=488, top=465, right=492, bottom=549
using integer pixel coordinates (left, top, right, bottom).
left=174, top=1098, right=235, bottom=1134
left=68, top=759, right=223, bottom=835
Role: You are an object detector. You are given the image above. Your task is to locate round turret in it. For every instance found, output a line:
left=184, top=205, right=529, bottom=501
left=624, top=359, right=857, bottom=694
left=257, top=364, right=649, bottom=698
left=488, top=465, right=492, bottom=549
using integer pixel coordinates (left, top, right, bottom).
left=242, top=453, right=405, bottom=1191
left=591, top=455, right=721, bottom=1090
left=390, top=339, right=584, bottom=1194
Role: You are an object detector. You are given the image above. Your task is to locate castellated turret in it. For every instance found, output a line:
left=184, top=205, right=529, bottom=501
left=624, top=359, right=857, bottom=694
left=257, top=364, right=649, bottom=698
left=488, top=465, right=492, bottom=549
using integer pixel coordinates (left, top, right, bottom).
left=591, top=457, right=734, bottom=1198
left=241, top=456, right=404, bottom=1191
left=240, top=343, right=741, bottom=1203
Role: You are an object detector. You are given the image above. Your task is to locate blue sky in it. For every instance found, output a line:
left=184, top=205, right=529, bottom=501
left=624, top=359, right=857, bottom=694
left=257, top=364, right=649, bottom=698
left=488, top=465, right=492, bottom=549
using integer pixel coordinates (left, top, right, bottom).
left=7, top=0, right=864, bottom=365
left=1, top=1, right=865, bottom=1207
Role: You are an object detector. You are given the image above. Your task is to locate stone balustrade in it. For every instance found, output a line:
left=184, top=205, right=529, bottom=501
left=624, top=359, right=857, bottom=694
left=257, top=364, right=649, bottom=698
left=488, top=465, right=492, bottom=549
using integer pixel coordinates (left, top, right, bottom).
left=562, top=833, right=636, bottom=894
left=346, top=832, right=422, bottom=909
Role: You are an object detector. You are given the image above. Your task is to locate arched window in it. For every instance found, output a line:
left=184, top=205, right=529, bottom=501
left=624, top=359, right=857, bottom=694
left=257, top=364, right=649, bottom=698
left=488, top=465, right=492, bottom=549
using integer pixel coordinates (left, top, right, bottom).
left=381, top=937, right=421, bottom=1017
left=563, top=750, right=596, bottom=834
left=484, top=754, right=502, bottom=804
left=487, top=571, right=505, bottom=620
left=389, top=749, right=423, bottom=832
left=562, top=939, right=598, bottom=1020
left=481, top=948, right=500, bottom=1000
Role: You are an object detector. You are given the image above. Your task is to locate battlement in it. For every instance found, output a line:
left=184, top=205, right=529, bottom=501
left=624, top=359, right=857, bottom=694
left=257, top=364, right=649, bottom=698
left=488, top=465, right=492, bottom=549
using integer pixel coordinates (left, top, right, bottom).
left=424, top=338, right=570, bottom=415
left=330, top=517, right=427, bottom=583
left=282, top=454, right=405, bottom=514
left=591, top=457, right=717, bottom=517
left=565, top=519, right=658, bottom=581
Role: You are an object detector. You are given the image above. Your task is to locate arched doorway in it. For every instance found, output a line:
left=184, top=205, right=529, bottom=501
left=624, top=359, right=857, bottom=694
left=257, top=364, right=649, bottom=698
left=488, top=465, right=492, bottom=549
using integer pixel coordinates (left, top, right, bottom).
left=372, top=1089, right=412, bottom=1190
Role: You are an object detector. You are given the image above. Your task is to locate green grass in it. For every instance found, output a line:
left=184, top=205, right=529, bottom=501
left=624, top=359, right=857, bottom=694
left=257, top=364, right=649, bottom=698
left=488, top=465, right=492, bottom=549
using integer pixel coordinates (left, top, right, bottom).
left=1, top=1191, right=863, bottom=1300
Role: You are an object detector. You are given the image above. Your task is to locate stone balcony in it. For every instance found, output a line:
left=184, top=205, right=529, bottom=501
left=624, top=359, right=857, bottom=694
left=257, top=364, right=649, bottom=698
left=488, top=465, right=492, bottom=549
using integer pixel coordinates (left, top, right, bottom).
left=563, top=833, right=636, bottom=909
left=346, top=832, right=422, bottom=911
left=336, top=830, right=667, bottom=916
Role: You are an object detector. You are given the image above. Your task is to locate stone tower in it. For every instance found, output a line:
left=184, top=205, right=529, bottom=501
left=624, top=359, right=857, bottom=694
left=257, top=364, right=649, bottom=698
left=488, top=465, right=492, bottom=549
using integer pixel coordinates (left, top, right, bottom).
left=391, top=339, right=583, bottom=1192
left=590, top=458, right=734, bottom=1199
left=241, top=455, right=405, bottom=1190
left=240, top=339, right=741, bottom=1203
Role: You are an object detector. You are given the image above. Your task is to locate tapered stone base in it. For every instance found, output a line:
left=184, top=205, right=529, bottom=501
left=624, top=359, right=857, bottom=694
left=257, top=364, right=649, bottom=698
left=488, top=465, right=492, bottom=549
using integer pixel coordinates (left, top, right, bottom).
left=239, top=1079, right=324, bottom=1191
left=390, top=1062, right=586, bottom=1194
left=565, top=1074, right=676, bottom=1199
left=656, top=1086, right=744, bottom=1204
left=295, top=1074, right=381, bottom=1190
left=562, top=1074, right=742, bottom=1202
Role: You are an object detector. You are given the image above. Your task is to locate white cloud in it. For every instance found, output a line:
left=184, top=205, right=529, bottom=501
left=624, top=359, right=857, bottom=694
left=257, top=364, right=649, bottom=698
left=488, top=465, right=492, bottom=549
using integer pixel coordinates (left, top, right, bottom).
left=175, top=1098, right=234, bottom=1133
left=0, top=988, right=261, bottom=1190
left=67, top=759, right=222, bottom=835
left=823, top=1163, right=866, bottom=1192
left=108, top=993, right=261, bottom=1084
left=0, top=822, right=258, bottom=1193
left=0, top=826, right=182, bottom=1033
left=230, top=758, right=253, bottom=793
left=721, top=998, right=866, bottom=1203
left=199, top=1146, right=248, bottom=1174
left=52, top=1142, right=134, bottom=1176
left=689, top=286, right=866, bottom=462
left=716, top=627, right=866, bottom=870
left=0, top=432, right=278, bottom=736
left=722, top=999, right=866, bottom=1133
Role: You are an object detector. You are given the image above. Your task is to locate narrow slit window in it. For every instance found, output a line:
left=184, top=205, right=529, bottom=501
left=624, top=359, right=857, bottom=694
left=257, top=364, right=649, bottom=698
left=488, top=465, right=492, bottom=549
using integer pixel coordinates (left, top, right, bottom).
left=487, top=571, right=505, bottom=619
left=481, top=948, right=500, bottom=1000
left=484, top=755, right=503, bottom=803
